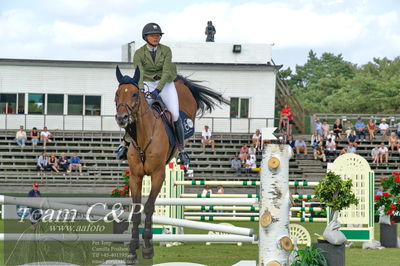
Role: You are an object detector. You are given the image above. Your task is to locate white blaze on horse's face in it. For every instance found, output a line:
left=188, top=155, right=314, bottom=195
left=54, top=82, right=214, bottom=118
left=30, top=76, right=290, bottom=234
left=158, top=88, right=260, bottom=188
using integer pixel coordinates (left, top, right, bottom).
left=115, top=84, right=140, bottom=128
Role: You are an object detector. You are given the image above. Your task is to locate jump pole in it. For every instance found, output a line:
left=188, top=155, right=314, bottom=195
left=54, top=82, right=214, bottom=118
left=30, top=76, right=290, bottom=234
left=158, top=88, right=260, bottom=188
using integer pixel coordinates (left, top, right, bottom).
left=0, top=197, right=258, bottom=206
left=0, top=195, right=253, bottom=237
left=259, top=144, right=293, bottom=266
left=0, top=233, right=256, bottom=243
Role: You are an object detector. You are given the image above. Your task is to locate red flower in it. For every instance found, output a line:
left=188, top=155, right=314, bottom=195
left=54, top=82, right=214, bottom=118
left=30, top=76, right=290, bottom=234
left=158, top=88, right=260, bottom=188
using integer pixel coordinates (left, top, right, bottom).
left=390, top=204, right=396, bottom=209
left=124, top=170, right=130, bottom=175
left=395, top=176, right=400, bottom=183
left=383, top=192, right=390, bottom=197
left=124, top=186, right=129, bottom=190
left=388, top=209, right=394, bottom=215
left=302, top=199, right=308, bottom=202
left=375, top=195, right=382, bottom=200
left=392, top=171, right=400, bottom=175
left=390, top=220, right=396, bottom=224
left=120, top=191, right=125, bottom=196
left=112, top=189, right=116, bottom=193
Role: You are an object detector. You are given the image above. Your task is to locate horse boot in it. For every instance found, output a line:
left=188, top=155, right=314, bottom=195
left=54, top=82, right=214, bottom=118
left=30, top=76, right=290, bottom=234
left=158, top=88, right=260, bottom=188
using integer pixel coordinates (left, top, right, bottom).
left=174, top=117, right=190, bottom=166
left=116, top=139, right=129, bottom=160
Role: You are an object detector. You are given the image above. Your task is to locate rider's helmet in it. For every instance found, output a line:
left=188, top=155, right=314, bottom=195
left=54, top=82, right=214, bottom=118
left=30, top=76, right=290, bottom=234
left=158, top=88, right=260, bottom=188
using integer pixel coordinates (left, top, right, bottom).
left=142, top=23, right=164, bottom=40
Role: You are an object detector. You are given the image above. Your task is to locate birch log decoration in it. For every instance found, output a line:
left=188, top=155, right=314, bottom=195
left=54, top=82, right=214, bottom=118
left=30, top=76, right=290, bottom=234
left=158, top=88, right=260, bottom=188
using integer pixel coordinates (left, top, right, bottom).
left=259, top=144, right=293, bottom=266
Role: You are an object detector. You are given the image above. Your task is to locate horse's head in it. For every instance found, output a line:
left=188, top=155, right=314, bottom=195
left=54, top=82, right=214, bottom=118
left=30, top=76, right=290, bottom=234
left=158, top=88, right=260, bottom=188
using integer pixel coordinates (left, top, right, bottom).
left=115, top=66, right=141, bottom=128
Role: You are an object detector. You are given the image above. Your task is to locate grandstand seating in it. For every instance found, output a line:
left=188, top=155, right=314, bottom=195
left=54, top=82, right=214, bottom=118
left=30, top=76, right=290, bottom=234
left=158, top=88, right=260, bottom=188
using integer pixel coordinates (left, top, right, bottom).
left=0, top=129, right=397, bottom=194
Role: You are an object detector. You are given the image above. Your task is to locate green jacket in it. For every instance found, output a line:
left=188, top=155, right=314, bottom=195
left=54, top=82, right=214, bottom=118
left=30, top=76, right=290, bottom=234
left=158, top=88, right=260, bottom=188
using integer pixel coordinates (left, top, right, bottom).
left=133, top=43, right=177, bottom=90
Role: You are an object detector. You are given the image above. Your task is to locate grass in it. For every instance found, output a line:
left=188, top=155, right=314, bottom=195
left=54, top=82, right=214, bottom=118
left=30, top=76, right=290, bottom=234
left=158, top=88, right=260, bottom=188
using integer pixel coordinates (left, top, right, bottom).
left=0, top=220, right=399, bottom=265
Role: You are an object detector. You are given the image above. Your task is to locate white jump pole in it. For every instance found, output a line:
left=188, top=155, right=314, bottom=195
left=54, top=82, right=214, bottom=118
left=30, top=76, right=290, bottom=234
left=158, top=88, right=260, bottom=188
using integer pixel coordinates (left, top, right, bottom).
left=0, top=197, right=258, bottom=206
left=0, top=196, right=253, bottom=237
left=259, top=144, right=293, bottom=266
left=0, top=233, right=256, bottom=243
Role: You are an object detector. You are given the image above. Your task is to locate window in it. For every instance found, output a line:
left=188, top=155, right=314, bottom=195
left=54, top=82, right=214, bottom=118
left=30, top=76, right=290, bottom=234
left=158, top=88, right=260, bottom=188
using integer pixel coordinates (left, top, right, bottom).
left=28, top=94, right=45, bottom=114
left=68, top=95, right=83, bottom=115
left=85, top=96, right=101, bottom=116
left=0, top=93, right=17, bottom=114
left=17, top=93, right=25, bottom=114
left=230, top=97, right=249, bottom=118
left=48, top=94, right=64, bottom=115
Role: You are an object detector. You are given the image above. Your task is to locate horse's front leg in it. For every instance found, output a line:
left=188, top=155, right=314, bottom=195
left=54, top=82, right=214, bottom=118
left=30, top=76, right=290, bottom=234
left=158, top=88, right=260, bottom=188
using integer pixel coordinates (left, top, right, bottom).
left=142, top=169, right=165, bottom=259
left=126, top=175, right=143, bottom=265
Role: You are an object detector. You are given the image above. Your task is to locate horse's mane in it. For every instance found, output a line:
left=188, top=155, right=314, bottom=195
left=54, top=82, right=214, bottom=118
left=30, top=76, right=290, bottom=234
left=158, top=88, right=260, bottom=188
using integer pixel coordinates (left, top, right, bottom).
left=175, top=75, right=229, bottom=117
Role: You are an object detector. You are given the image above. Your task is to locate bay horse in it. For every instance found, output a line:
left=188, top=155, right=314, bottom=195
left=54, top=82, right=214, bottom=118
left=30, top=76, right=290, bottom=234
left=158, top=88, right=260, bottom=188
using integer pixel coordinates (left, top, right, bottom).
left=114, top=66, right=228, bottom=264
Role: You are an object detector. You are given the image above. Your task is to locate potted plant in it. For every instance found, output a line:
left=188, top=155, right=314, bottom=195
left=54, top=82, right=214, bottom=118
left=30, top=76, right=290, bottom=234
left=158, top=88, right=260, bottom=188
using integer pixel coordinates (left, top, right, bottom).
left=375, top=172, right=400, bottom=247
left=290, top=246, right=328, bottom=266
left=313, top=171, right=359, bottom=266
left=111, top=170, right=131, bottom=235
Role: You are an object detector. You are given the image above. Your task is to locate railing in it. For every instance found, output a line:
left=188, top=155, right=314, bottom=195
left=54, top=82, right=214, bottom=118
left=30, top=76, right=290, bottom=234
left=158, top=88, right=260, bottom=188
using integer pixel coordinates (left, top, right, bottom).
left=0, top=114, right=276, bottom=133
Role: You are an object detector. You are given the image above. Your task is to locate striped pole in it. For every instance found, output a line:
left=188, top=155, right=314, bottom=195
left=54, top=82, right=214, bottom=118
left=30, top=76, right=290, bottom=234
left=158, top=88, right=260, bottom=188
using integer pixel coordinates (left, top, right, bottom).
left=183, top=212, right=259, bottom=216
left=0, top=233, right=257, bottom=243
left=185, top=216, right=327, bottom=223
left=183, top=206, right=323, bottom=212
left=174, top=180, right=319, bottom=187
left=292, top=195, right=316, bottom=200
left=180, top=194, right=260, bottom=198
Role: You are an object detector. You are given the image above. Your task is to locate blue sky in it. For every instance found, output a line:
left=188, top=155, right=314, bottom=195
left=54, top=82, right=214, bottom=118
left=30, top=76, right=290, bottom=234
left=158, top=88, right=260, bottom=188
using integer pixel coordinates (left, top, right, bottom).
left=1, top=0, right=399, bottom=70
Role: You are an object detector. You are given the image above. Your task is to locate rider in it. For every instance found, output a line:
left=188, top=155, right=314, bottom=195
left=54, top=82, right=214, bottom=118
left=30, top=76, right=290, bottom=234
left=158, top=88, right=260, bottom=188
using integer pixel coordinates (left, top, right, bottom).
left=116, top=22, right=190, bottom=166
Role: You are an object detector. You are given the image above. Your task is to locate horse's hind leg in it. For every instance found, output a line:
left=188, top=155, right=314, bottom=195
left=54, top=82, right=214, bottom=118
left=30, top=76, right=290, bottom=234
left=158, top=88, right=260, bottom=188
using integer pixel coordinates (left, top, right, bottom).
left=142, top=171, right=165, bottom=259
left=126, top=176, right=143, bottom=265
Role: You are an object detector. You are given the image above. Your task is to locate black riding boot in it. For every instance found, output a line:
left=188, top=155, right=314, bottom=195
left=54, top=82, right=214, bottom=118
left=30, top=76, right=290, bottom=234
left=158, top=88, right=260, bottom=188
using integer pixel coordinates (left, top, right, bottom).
left=174, top=117, right=190, bottom=166
left=116, top=139, right=129, bottom=160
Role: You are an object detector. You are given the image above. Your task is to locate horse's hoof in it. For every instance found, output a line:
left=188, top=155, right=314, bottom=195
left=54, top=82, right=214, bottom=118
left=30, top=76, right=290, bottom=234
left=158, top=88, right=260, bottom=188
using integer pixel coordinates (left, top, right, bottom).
left=126, top=254, right=138, bottom=265
left=142, top=246, right=154, bottom=259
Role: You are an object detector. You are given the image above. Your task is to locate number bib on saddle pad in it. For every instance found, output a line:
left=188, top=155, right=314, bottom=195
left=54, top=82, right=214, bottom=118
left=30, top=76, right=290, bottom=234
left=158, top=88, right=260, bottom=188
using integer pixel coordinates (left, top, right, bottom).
left=159, top=110, right=194, bottom=148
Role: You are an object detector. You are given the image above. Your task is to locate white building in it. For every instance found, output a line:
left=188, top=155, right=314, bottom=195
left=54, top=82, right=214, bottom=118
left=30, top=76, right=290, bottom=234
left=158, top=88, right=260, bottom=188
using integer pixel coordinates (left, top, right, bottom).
left=0, top=42, right=278, bottom=132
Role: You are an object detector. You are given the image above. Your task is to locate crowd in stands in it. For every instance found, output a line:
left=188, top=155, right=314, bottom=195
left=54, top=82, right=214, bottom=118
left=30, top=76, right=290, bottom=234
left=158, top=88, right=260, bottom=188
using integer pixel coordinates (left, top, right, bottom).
left=13, top=125, right=84, bottom=175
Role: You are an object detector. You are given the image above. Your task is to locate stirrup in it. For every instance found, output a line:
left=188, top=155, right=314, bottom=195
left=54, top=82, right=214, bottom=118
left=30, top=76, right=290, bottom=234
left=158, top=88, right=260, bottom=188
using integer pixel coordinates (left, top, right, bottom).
left=178, top=151, right=190, bottom=166
left=116, top=145, right=128, bottom=160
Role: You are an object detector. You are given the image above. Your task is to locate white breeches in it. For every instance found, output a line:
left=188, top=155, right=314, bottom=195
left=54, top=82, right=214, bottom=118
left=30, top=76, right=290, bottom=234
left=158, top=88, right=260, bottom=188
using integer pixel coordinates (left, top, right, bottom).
left=144, top=81, right=180, bottom=121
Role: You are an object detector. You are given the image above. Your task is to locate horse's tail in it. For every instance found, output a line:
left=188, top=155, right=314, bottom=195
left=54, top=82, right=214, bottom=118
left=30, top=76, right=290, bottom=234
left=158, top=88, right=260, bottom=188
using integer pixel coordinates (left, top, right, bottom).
left=176, top=75, right=229, bottom=117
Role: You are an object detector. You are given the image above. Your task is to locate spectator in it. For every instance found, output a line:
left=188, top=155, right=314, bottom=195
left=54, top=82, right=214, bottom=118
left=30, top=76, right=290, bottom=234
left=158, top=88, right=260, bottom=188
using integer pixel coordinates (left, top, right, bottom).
left=231, top=156, right=242, bottom=175
left=354, top=117, right=366, bottom=141
left=28, top=183, right=42, bottom=229
left=344, top=120, right=354, bottom=137
left=311, top=132, right=322, bottom=150
left=3, top=103, right=13, bottom=114
left=201, top=125, right=215, bottom=152
left=40, top=127, right=52, bottom=149
left=248, top=144, right=257, bottom=160
left=371, top=146, right=380, bottom=165
left=244, top=155, right=257, bottom=176
left=15, top=125, right=27, bottom=147
left=313, top=143, right=326, bottom=162
left=36, top=152, right=49, bottom=172
left=347, top=130, right=358, bottom=148
left=325, top=131, right=336, bottom=142
left=48, top=152, right=59, bottom=173
left=378, top=142, right=389, bottom=165
left=347, top=143, right=357, bottom=153
left=281, top=130, right=289, bottom=144
left=314, top=119, right=323, bottom=136
left=239, top=144, right=248, bottom=164
left=252, top=129, right=262, bottom=151
left=287, top=135, right=296, bottom=151
left=216, top=185, right=225, bottom=194
left=68, top=152, right=83, bottom=175
left=389, top=132, right=398, bottom=152
left=201, top=185, right=212, bottom=196
left=367, top=119, right=376, bottom=141
left=30, top=127, right=40, bottom=148
left=376, top=187, right=383, bottom=196
left=340, top=147, right=348, bottom=155
left=58, top=152, right=69, bottom=172
left=322, top=121, right=330, bottom=138
left=17, top=105, right=24, bottom=114
left=326, top=138, right=336, bottom=157
left=333, top=119, right=343, bottom=140
left=294, top=136, right=308, bottom=156
left=278, top=136, right=286, bottom=144
left=279, top=104, right=291, bottom=133
left=378, top=119, right=389, bottom=139
left=395, top=121, right=400, bottom=138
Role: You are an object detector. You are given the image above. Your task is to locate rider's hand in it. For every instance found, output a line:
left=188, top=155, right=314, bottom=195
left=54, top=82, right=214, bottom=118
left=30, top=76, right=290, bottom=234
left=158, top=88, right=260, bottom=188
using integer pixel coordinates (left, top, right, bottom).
left=150, top=89, right=160, bottom=100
